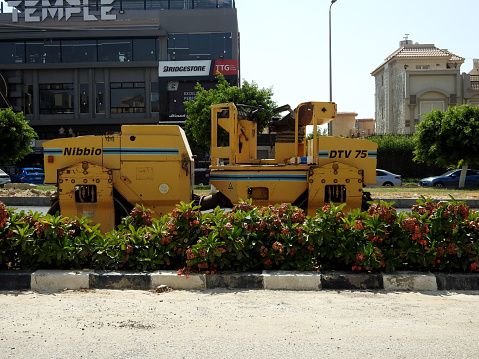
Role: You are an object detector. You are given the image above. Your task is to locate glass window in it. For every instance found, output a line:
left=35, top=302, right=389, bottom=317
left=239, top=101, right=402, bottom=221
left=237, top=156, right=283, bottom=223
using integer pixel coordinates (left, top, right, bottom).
left=148, top=0, right=169, bottom=9
left=133, top=38, right=157, bottom=61
left=217, top=0, right=234, bottom=8
left=170, top=0, right=193, bottom=9
left=80, top=84, right=89, bottom=114
left=98, top=39, right=132, bottom=62
left=194, top=0, right=217, bottom=8
left=89, top=0, right=99, bottom=11
left=168, top=33, right=232, bottom=60
left=24, top=84, right=33, bottom=115
left=96, top=83, right=105, bottom=114
left=110, top=82, right=145, bottom=113
left=26, top=41, right=45, bottom=64
left=39, top=83, right=74, bottom=114
left=0, top=42, right=25, bottom=64
left=211, top=32, right=232, bottom=58
left=151, top=82, right=159, bottom=113
left=189, top=34, right=211, bottom=59
left=167, top=33, right=189, bottom=61
left=62, top=40, right=97, bottom=63
left=26, top=41, right=61, bottom=64
left=44, top=41, right=61, bottom=63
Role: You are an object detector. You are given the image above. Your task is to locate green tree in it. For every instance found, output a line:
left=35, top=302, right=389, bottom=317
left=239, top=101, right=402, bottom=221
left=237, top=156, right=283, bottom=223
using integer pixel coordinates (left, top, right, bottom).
left=413, top=104, right=479, bottom=187
left=0, top=108, right=37, bottom=165
left=184, top=74, right=276, bottom=151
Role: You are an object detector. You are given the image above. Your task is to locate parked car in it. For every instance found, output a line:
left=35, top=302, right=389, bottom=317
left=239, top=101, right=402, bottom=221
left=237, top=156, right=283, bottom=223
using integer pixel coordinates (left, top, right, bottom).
left=368, top=169, right=402, bottom=187
left=418, top=169, right=479, bottom=187
left=0, top=169, right=11, bottom=185
left=11, top=167, right=45, bottom=184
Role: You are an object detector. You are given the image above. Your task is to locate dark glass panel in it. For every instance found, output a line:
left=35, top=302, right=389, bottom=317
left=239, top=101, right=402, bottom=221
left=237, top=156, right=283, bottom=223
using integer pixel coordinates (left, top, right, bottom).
left=80, top=83, right=89, bottom=114
left=96, top=83, right=105, bottom=114
left=110, top=82, right=146, bottom=113
left=169, top=0, right=193, bottom=9
left=98, top=39, right=132, bottom=62
left=62, top=40, right=97, bottom=63
left=132, top=38, right=157, bottom=61
left=39, top=83, right=74, bottom=114
left=151, top=82, right=159, bottom=112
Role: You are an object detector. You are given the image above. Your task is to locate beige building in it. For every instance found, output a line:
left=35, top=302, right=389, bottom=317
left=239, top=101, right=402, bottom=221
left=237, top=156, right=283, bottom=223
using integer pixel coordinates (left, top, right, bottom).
left=333, top=112, right=375, bottom=137
left=370, top=39, right=479, bottom=134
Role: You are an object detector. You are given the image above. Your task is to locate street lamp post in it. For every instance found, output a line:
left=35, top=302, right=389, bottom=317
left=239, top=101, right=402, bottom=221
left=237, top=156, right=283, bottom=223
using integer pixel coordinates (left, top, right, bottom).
left=328, top=0, right=337, bottom=135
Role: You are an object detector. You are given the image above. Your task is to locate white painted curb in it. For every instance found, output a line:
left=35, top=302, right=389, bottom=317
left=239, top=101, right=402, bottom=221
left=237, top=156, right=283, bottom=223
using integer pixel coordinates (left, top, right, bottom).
left=263, top=270, right=322, bottom=290
left=31, top=270, right=90, bottom=291
left=383, top=272, right=438, bottom=291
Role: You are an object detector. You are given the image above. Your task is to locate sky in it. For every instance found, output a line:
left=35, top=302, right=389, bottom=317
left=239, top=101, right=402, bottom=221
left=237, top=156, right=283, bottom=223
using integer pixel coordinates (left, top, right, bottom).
left=236, top=0, right=478, bottom=118
left=1, top=0, right=477, bottom=119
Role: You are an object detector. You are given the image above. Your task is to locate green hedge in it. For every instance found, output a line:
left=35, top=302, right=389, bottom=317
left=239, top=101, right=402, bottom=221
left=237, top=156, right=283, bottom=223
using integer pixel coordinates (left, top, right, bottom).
left=1, top=199, right=479, bottom=274
left=367, top=134, right=444, bottom=179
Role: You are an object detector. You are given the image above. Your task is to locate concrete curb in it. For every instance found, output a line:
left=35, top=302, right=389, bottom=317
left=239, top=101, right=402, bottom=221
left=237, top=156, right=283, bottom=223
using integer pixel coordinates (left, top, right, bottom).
left=2, top=270, right=479, bottom=292
left=0, top=196, right=50, bottom=206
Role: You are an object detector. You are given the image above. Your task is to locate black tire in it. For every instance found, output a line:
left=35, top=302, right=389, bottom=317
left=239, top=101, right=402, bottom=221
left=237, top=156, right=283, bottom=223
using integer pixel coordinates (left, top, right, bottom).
left=47, top=200, right=60, bottom=216
left=114, top=195, right=132, bottom=227
left=362, top=191, right=372, bottom=211
left=433, top=182, right=445, bottom=187
left=382, top=182, right=394, bottom=187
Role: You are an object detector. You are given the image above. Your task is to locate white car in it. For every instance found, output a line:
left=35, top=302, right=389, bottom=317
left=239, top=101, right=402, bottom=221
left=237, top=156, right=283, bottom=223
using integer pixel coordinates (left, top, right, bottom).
left=0, top=169, right=11, bottom=185
left=368, top=169, right=402, bottom=187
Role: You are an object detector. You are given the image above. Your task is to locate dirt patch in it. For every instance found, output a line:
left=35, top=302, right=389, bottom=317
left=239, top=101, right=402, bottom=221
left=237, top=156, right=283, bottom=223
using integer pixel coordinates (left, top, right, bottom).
left=0, top=189, right=53, bottom=197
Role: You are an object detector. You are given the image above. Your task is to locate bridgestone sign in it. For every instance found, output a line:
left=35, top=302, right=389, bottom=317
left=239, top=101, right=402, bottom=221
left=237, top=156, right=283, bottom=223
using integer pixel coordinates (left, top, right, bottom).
left=7, top=0, right=117, bottom=22
left=159, top=60, right=211, bottom=77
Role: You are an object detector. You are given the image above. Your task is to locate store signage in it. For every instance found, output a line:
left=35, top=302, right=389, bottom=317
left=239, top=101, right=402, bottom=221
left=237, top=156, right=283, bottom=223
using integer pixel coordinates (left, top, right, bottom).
left=159, top=60, right=211, bottom=77
left=7, top=0, right=117, bottom=22
left=213, top=60, right=238, bottom=75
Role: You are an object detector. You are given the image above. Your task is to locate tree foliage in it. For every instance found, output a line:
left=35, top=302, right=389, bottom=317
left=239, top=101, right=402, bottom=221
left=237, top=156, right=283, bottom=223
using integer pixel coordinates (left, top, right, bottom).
left=366, top=134, right=443, bottom=179
left=413, top=105, right=479, bottom=168
left=184, top=74, right=276, bottom=151
left=0, top=108, right=37, bottom=165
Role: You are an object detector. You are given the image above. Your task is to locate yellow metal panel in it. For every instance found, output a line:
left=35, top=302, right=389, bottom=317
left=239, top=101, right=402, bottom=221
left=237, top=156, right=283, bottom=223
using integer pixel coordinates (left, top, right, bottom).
left=317, top=137, right=378, bottom=184
left=116, top=160, right=192, bottom=217
left=236, top=119, right=257, bottom=164
left=102, top=134, right=121, bottom=170
left=58, top=162, right=115, bottom=233
left=307, top=162, right=363, bottom=216
left=210, top=168, right=308, bottom=207
left=43, top=136, right=104, bottom=184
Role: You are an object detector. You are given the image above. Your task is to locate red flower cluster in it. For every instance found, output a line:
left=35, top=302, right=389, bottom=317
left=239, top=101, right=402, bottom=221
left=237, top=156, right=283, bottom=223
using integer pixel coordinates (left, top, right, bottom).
left=368, top=203, right=397, bottom=224
left=0, top=202, right=8, bottom=228
left=130, top=205, right=152, bottom=226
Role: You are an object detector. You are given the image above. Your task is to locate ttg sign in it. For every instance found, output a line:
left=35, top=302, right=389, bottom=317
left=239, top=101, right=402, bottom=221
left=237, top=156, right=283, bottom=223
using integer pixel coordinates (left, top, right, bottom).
left=7, top=0, right=117, bottom=22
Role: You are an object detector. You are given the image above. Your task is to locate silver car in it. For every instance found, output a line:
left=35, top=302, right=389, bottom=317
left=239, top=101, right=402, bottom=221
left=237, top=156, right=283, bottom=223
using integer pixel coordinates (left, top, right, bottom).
left=0, top=169, right=11, bottom=185
left=369, top=169, right=402, bottom=187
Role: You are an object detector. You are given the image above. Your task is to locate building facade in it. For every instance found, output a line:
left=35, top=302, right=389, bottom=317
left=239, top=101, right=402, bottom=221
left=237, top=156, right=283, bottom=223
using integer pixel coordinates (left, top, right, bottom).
left=0, top=0, right=239, bottom=164
left=370, top=39, right=479, bottom=134
left=333, top=112, right=375, bottom=138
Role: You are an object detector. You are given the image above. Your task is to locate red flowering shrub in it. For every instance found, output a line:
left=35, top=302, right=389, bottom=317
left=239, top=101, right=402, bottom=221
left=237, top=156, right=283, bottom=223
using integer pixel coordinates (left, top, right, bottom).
left=1, top=197, right=479, bottom=273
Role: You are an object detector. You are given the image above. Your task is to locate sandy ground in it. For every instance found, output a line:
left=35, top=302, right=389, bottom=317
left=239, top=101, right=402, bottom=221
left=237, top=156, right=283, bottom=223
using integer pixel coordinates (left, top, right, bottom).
left=0, top=188, right=53, bottom=197
left=1, top=289, right=479, bottom=358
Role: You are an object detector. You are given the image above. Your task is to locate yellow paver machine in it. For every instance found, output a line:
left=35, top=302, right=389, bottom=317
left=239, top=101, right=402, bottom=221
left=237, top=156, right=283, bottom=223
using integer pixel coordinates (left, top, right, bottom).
left=43, top=101, right=377, bottom=232
left=201, top=102, right=378, bottom=217
left=43, top=125, right=194, bottom=232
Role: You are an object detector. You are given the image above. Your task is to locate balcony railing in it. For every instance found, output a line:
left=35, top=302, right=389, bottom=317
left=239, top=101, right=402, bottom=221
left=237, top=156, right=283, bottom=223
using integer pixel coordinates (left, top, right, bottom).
left=470, top=75, right=479, bottom=91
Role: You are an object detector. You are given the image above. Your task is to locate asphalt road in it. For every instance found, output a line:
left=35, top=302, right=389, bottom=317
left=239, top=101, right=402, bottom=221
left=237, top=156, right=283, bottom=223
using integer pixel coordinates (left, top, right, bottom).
left=1, top=289, right=478, bottom=358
